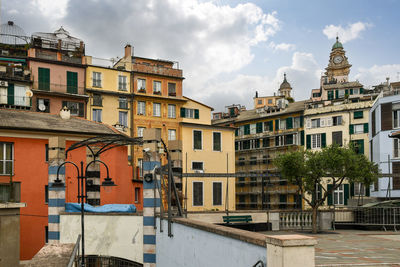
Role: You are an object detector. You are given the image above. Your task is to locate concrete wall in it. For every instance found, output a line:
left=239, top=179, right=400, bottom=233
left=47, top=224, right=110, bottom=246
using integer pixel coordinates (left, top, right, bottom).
left=60, top=213, right=143, bottom=263
left=0, top=204, right=23, bottom=267
left=156, top=218, right=266, bottom=267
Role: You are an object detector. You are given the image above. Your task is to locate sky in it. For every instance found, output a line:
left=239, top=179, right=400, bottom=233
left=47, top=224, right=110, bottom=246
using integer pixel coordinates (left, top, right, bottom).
left=2, top=0, right=400, bottom=112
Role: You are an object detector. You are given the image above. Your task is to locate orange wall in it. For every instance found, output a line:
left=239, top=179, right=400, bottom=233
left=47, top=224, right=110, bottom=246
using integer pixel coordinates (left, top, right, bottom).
left=0, top=136, right=140, bottom=260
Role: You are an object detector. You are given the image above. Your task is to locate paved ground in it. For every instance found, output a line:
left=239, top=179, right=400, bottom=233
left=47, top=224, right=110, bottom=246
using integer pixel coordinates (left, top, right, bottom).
left=262, top=230, right=400, bottom=266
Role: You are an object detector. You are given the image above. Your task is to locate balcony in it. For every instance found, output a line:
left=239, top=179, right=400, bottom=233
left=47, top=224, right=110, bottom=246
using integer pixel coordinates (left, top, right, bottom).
left=0, top=68, right=31, bottom=82
left=0, top=182, right=21, bottom=203
left=132, top=62, right=183, bottom=78
left=32, top=82, right=85, bottom=96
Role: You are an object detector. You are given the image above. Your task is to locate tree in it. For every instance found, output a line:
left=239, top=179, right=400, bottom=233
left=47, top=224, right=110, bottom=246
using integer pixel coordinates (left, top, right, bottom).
left=275, top=144, right=379, bottom=233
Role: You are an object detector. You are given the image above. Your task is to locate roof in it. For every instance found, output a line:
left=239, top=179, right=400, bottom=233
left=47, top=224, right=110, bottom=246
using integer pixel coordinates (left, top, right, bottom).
left=323, top=81, right=363, bottom=90
left=214, top=100, right=307, bottom=125
left=0, top=109, right=122, bottom=136
left=279, top=73, right=291, bottom=90
left=332, top=37, right=343, bottom=49
left=183, top=96, right=214, bottom=111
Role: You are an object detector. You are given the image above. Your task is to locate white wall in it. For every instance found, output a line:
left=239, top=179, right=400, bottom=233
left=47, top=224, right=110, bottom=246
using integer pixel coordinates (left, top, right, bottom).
left=156, top=218, right=266, bottom=267
left=60, top=214, right=143, bottom=263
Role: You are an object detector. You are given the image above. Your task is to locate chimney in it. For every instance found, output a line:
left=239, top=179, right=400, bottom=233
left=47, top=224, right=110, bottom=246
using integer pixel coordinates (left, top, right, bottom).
left=125, top=44, right=132, bottom=58
left=60, top=106, right=71, bottom=120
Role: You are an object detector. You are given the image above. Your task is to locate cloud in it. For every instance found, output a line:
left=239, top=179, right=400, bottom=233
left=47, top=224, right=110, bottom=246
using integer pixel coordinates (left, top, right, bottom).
left=354, top=64, right=400, bottom=87
left=323, top=22, right=372, bottom=43
left=269, top=42, right=295, bottom=52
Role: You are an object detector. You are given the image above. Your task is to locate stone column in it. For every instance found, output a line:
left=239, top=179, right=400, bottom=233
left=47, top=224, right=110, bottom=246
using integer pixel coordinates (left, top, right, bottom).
left=266, top=234, right=317, bottom=267
left=142, top=129, right=161, bottom=267
left=47, top=136, right=66, bottom=244
left=86, top=146, right=100, bottom=206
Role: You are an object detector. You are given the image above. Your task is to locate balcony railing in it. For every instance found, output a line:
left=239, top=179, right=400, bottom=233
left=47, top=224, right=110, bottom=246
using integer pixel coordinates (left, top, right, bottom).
left=0, top=94, right=31, bottom=107
left=0, top=70, right=31, bottom=82
left=32, top=82, right=85, bottom=95
left=0, top=182, right=21, bottom=203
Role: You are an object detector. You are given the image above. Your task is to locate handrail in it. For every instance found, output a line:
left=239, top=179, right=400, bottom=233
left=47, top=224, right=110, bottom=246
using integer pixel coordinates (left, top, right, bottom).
left=252, top=260, right=265, bottom=267
left=67, top=234, right=81, bottom=267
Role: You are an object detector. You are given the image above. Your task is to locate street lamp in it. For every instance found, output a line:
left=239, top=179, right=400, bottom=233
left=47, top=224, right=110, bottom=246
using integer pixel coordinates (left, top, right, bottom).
left=54, top=159, right=116, bottom=267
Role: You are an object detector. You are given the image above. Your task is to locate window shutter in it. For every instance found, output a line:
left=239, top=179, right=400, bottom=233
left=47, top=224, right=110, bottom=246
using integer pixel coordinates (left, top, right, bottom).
left=235, top=129, right=238, bottom=136
left=244, top=124, right=250, bottom=135
left=256, top=122, right=263, bottom=133
left=67, top=71, right=78, bottom=94
left=335, top=90, right=339, bottom=99
left=301, top=130, right=305, bottom=146
left=349, top=124, right=354, bottom=134
left=306, top=134, right=311, bottom=149
left=275, top=119, right=279, bottom=131
left=381, top=103, right=392, bottom=131
left=358, top=140, right=364, bottom=154
left=363, top=123, right=369, bottom=133
left=286, top=117, right=293, bottom=129
left=194, top=109, right=199, bottom=119
left=300, top=115, right=304, bottom=127
left=360, top=88, right=364, bottom=94
left=180, top=107, right=186, bottom=118
left=78, top=102, right=84, bottom=117
left=306, top=119, right=311, bottom=129
left=366, top=185, right=370, bottom=196
left=327, top=184, right=333, bottom=205
left=7, top=83, right=14, bottom=105
left=321, top=133, right=326, bottom=148
left=354, top=111, right=363, bottom=119
left=350, top=89, right=353, bottom=95
left=235, top=142, right=238, bottom=151
left=344, top=184, right=350, bottom=205
left=350, top=183, right=354, bottom=197
left=269, top=121, right=273, bottom=131
left=345, top=89, right=348, bottom=95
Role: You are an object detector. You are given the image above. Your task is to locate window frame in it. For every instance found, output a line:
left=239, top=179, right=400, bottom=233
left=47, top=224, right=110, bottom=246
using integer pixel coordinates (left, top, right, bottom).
left=137, top=101, right=146, bottom=115
left=168, top=104, right=176, bottom=118
left=137, top=78, right=146, bottom=92
left=168, top=82, right=176, bottom=96
left=119, top=97, right=128, bottom=109
left=212, top=182, right=222, bottom=206
left=153, top=80, right=161, bottom=94
left=92, top=108, right=102, bottom=122
left=118, top=75, right=127, bottom=91
left=333, top=184, right=344, bottom=205
left=134, top=187, right=140, bottom=203
left=92, top=72, right=102, bottom=87
left=192, top=161, right=204, bottom=171
left=193, top=130, right=202, bottom=150
left=213, top=131, right=222, bottom=152
left=153, top=102, right=161, bottom=117
left=0, top=142, right=14, bottom=176
left=192, top=181, right=204, bottom=206
left=311, top=134, right=321, bottom=149
left=119, top=111, right=128, bottom=127
left=137, top=127, right=146, bottom=137
left=168, top=129, right=176, bottom=141
left=92, top=94, right=102, bottom=107
left=354, top=124, right=364, bottom=134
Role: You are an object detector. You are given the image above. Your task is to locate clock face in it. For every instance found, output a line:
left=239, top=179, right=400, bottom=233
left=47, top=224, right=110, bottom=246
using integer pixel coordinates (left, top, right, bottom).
left=333, top=55, right=343, bottom=64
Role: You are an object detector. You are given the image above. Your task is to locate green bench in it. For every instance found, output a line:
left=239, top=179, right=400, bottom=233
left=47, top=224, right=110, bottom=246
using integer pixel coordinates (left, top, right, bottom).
left=223, top=215, right=252, bottom=224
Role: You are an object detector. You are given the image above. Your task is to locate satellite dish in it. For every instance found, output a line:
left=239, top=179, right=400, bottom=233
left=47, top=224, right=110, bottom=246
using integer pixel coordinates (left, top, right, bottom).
left=39, top=103, right=46, bottom=111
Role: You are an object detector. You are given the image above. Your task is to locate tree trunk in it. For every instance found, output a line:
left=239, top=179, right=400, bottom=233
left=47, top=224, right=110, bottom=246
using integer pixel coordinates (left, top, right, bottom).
left=312, top=206, right=318, bottom=234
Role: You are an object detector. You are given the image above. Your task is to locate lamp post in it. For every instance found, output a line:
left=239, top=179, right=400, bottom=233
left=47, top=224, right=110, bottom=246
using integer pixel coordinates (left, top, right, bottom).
left=54, top=159, right=116, bottom=267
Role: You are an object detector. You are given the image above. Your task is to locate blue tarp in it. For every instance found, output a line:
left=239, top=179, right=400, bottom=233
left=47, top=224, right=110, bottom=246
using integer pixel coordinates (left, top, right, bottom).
left=65, top=203, right=136, bottom=213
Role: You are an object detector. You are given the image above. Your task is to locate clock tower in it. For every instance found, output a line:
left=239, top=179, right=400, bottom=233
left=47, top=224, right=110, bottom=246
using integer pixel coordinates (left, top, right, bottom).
left=325, top=37, right=352, bottom=83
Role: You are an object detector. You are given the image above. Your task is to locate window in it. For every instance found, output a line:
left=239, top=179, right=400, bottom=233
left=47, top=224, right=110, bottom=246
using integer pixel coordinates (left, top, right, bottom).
left=134, top=187, right=140, bottom=203
left=45, top=144, right=49, bottom=162
left=168, top=129, right=176, bottom=141
left=181, top=108, right=199, bottom=119
left=351, top=140, right=364, bottom=155
left=168, top=104, right=176, bottom=118
left=45, top=226, right=48, bottom=244
left=332, top=131, right=343, bottom=146
left=62, top=101, right=84, bottom=117
left=262, top=138, right=270, bottom=147
left=334, top=184, right=344, bottom=205
left=193, top=130, right=202, bottom=150
left=354, top=124, right=364, bottom=134
left=338, top=90, right=345, bottom=98
left=250, top=157, right=257, bottom=165
left=38, top=67, right=50, bottom=91
left=93, top=94, right=102, bottom=106
left=293, top=117, right=301, bottom=128
left=353, top=88, right=359, bottom=95
left=45, top=185, right=48, bottom=204
left=279, top=120, right=286, bottom=130
left=153, top=81, right=161, bottom=94
left=311, top=119, right=320, bottom=128
left=119, top=111, right=128, bottom=127
left=327, top=90, right=334, bottom=100
left=192, top=162, right=203, bottom=171
left=37, top=98, right=50, bottom=113
left=0, top=143, right=13, bottom=175
left=118, top=75, right=127, bottom=91
left=354, top=182, right=365, bottom=196
left=193, top=182, right=203, bottom=206
left=332, top=116, right=342, bottom=126
left=354, top=111, right=363, bottom=119
left=238, top=158, right=245, bottom=166
left=137, top=79, right=146, bottom=92
left=213, top=182, right=222, bottom=206
left=92, top=109, right=102, bottom=122
left=92, top=72, right=101, bottom=87
left=137, top=159, right=143, bottom=178
left=137, top=127, right=145, bottom=137
left=394, top=138, right=400, bottom=158
left=168, top=83, right=176, bottom=96
left=392, top=162, right=400, bottom=190
left=268, top=99, right=272, bottom=104
left=137, top=101, right=146, bottom=115
left=257, top=100, right=262, bottom=105
left=311, top=134, right=321, bottom=149
left=153, top=103, right=161, bottom=117
left=394, top=110, right=400, bottom=128
left=213, top=132, right=221, bottom=151
left=66, top=71, right=78, bottom=94
left=119, top=97, right=128, bottom=109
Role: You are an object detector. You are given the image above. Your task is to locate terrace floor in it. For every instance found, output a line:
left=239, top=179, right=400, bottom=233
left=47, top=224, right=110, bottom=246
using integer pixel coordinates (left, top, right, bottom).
left=262, top=230, right=400, bottom=266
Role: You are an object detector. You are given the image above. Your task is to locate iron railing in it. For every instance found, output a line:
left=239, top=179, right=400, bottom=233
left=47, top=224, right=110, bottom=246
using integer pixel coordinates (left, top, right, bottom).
left=0, top=182, right=21, bottom=203
left=67, top=234, right=81, bottom=267
left=83, top=255, right=142, bottom=267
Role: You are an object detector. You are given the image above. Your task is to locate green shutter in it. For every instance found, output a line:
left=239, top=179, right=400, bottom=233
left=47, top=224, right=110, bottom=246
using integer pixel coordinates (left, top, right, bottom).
left=344, top=184, right=350, bottom=205
left=350, top=183, right=354, bottom=197
left=335, top=90, right=339, bottom=99
left=354, top=111, right=363, bottom=119
left=286, top=117, right=293, bottom=129
left=366, top=185, right=370, bottom=197
left=269, top=121, right=273, bottom=131
left=358, top=140, right=364, bottom=154
left=235, top=129, right=238, bottom=136
left=364, top=123, right=369, bottom=133
left=301, top=130, right=305, bottom=146
left=78, top=102, right=84, bottom=117
left=180, top=107, right=186, bottom=118
left=350, top=89, right=353, bottom=95
left=38, top=67, right=50, bottom=91
left=328, top=91, right=333, bottom=100
left=235, top=142, right=238, bottom=151
left=67, top=71, right=78, bottom=94
left=244, top=124, right=250, bottom=135
left=275, top=119, right=279, bottom=131
left=345, top=89, right=348, bottom=95
left=349, top=124, right=354, bottom=134
left=327, top=184, right=333, bottom=205
left=7, top=83, right=14, bottom=105
left=360, top=88, right=364, bottom=94
left=256, top=122, right=263, bottom=133
left=194, top=109, right=199, bottom=119
left=300, top=116, right=304, bottom=127
left=306, top=134, right=311, bottom=149
left=321, top=133, right=326, bottom=148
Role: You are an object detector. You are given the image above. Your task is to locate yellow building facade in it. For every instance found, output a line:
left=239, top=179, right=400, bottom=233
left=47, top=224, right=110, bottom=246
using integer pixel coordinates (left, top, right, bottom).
left=180, top=99, right=236, bottom=212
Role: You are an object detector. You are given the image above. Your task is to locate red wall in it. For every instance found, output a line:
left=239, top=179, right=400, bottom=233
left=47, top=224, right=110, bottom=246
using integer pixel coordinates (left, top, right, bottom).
left=0, top=136, right=142, bottom=260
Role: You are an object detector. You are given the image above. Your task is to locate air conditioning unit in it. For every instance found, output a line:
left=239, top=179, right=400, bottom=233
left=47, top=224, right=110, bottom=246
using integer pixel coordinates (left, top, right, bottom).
left=194, top=170, right=204, bottom=173
left=0, top=81, right=8, bottom=87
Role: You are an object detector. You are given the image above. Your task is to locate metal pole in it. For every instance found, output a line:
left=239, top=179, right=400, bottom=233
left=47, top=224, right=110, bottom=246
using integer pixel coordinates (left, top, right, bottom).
left=185, top=152, right=188, bottom=218
left=168, top=154, right=172, bottom=237
left=225, top=153, right=229, bottom=216
left=80, top=161, right=85, bottom=267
